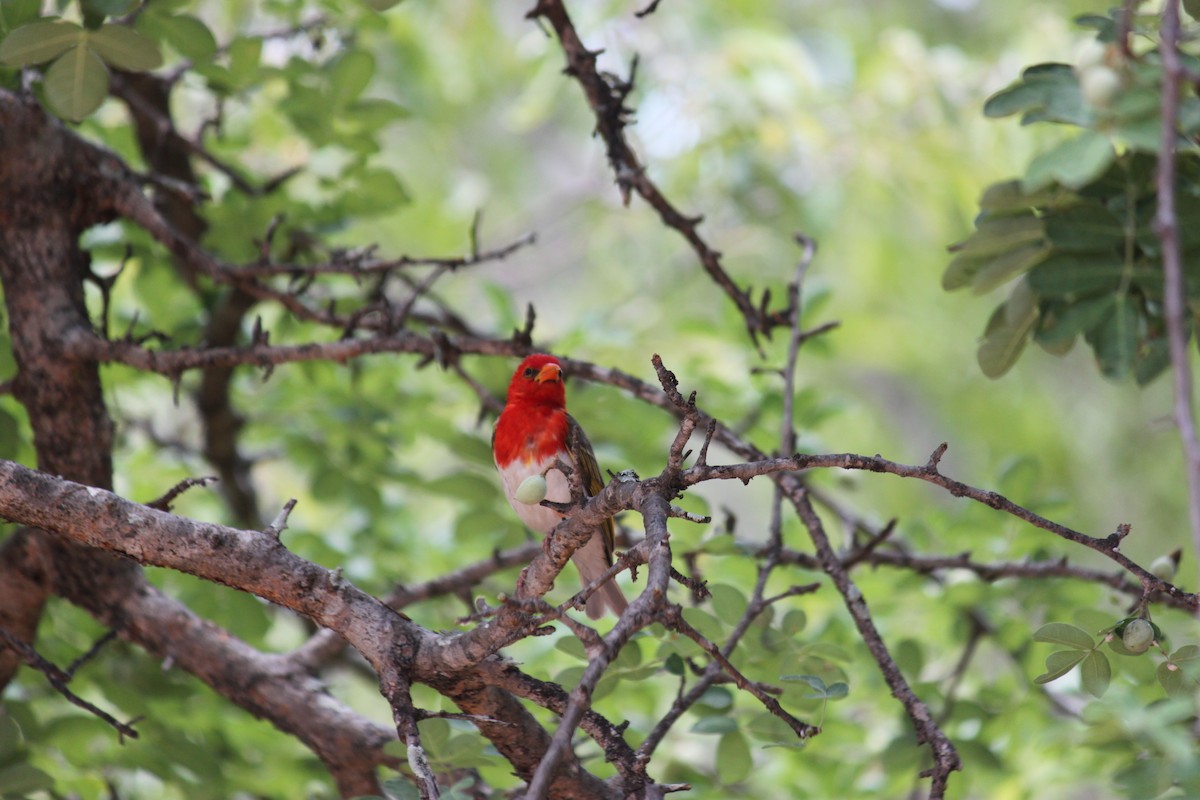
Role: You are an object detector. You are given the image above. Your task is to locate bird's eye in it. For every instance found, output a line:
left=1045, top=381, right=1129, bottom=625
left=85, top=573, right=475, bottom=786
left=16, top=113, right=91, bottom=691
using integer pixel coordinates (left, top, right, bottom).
left=523, top=367, right=536, bottom=378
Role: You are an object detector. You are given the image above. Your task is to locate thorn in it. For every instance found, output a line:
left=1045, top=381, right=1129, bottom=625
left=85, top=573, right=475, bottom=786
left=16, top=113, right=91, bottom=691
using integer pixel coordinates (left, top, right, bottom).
left=264, top=499, right=298, bottom=540
left=926, top=443, right=949, bottom=471
left=146, top=476, right=218, bottom=512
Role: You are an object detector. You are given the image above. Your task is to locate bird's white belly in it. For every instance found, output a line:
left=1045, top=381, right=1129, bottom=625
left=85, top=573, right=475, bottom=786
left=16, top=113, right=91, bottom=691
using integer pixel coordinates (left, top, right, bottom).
left=497, top=454, right=571, bottom=535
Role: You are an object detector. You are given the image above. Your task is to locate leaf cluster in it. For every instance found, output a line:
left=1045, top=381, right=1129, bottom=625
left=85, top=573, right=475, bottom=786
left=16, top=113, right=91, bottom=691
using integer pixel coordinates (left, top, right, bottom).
left=0, top=3, right=160, bottom=120
left=1033, top=619, right=1200, bottom=698
left=946, top=12, right=1200, bottom=381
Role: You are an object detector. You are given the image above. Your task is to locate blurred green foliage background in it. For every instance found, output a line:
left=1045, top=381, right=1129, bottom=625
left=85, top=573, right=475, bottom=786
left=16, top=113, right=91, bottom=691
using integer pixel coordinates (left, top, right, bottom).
left=3, top=0, right=1197, bottom=798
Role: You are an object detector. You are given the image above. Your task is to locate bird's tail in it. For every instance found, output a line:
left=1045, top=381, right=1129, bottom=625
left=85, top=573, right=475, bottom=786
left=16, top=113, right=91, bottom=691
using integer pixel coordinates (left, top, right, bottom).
left=572, top=536, right=629, bottom=619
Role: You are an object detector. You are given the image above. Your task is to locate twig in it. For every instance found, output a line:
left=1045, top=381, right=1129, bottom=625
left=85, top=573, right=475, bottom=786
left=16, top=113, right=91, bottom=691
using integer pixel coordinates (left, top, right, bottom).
left=787, top=488, right=961, bottom=796
left=0, top=625, right=139, bottom=740
left=145, top=476, right=218, bottom=511
left=65, top=629, right=120, bottom=677
left=232, top=231, right=536, bottom=278
left=664, top=605, right=816, bottom=740
left=843, top=518, right=899, bottom=569
left=779, top=234, right=816, bottom=459
left=680, top=449, right=1195, bottom=604
left=767, top=234, right=817, bottom=555
left=634, top=0, right=665, bottom=18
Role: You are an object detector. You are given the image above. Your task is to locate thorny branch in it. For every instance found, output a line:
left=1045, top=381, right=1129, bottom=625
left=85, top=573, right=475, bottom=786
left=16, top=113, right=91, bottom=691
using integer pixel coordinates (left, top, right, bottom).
left=527, top=0, right=795, bottom=347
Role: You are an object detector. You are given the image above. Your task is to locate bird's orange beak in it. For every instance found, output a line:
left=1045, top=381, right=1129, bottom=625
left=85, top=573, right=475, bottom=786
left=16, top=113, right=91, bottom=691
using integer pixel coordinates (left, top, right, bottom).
left=535, top=363, right=562, bottom=383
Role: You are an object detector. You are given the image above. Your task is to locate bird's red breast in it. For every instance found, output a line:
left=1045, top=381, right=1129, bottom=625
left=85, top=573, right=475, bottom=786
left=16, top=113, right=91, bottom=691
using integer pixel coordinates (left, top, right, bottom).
left=493, top=354, right=570, bottom=468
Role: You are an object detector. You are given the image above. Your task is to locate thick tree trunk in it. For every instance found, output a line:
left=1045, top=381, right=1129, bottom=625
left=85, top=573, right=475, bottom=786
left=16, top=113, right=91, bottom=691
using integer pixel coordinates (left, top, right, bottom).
left=0, top=91, right=140, bottom=687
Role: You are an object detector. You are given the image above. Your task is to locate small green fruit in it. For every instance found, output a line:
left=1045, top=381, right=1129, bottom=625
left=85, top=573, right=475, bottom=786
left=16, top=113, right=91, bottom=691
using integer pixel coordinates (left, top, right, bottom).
left=1074, top=39, right=1108, bottom=71
left=514, top=474, right=548, bottom=505
left=1122, top=618, right=1154, bottom=654
left=1150, top=555, right=1177, bottom=583
left=1078, top=65, right=1122, bottom=109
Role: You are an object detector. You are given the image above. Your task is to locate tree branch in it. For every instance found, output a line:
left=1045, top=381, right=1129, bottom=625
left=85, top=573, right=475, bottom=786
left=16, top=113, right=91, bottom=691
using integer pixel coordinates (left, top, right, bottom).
left=1155, top=0, right=1200, bottom=581
left=526, top=0, right=794, bottom=346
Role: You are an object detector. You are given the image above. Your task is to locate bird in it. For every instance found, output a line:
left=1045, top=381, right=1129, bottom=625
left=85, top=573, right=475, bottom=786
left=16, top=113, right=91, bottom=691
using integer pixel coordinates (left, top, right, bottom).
left=492, top=354, right=628, bottom=619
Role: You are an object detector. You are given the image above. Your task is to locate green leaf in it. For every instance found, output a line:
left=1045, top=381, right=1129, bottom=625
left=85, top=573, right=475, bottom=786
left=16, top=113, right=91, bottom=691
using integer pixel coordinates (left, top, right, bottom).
left=331, top=48, right=375, bottom=108
left=361, top=0, right=406, bottom=9
left=1035, top=294, right=1115, bottom=349
left=0, top=713, right=19, bottom=755
left=1087, top=293, right=1138, bottom=380
left=138, top=11, right=216, bottom=61
left=978, top=179, right=1077, bottom=215
left=82, top=0, right=137, bottom=16
left=682, top=607, right=724, bottom=644
left=1114, top=758, right=1173, bottom=800
left=0, top=0, right=42, bottom=36
left=944, top=214, right=1046, bottom=292
left=977, top=287, right=1038, bottom=379
left=1032, top=622, right=1095, bottom=650
left=1023, top=131, right=1115, bottom=192
left=380, top=776, right=420, bottom=799
left=342, top=168, right=410, bottom=216
left=0, top=20, right=83, bottom=65
left=825, top=682, right=849, bottom=699
left=1171, top=645, right=1200, bottom=663
left=554, top=636, right=586, bottom=661
left=716, top=731, right=753, bottom=785
left=1107, top=634, right=1136, bottom=656
left=977, top=180, right=1031, bottom=214
left=1158, top=661, right=1185, bottom=696
left=43, top=44, right=109, bottom=121
left=1044, top=203, right=1126, bottom=252
left=780, top=609, right=807, bottom=636
left=709, top=583, right=748, bottom=625
left=1027, top=252, right=1127, bottom=296
left=1186, top=0, right=1200, bottom=20
left=697, top=686, right=734, bottom=710
left=691, top=716, right=739, bottom=734
left=226, top=35, right=262, bottom=87
left=984, top=63, right=1089, bottom=126
left=1135, top=335, right=1171, bottom=385
left=88, top=24, right=162, bottom=71
left=347, top=98, right=409, bottom=129
left=440, top=734, right=488, bottom=768
left=951, top=214, right=1045, bottom=260
left=1079, top=651, right=1111, bottom=697
left=417, top=717, right=449, bottom=752
left=942, top=252, right=989, bottom=291
left=1113, top=113, right=1165, bottom=153
left=442, top=777, right=477, bottom=800
left=970, top=243, right=1052, bottom=294
left=1004, top=272, right=1037, bottom=324
left=0, top=404, right=19, bottom=457
left=0, top=762, right=54, bottom=794
left=1034, top=649, right=1088, bottom=684
left=780, top=674, right=826, bottom=694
